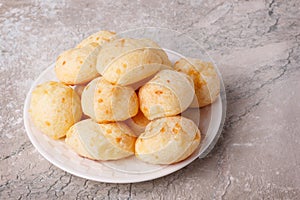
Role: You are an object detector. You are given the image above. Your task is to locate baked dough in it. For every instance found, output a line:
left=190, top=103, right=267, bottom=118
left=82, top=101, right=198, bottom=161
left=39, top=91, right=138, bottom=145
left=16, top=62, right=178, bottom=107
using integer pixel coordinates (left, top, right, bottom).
left=81, top=77, right=138, bottom=122
left=65, top=119, right=136, bottom=160
left=125, top=109, right=150, bottom=136
left=96, top=38, right=172, bottom=85
left=174, top=58, right=220, bottom=107
left=29, top=81, right=82, bottom=139
left=55, top=43, right=100, bottom=85
left=76, top=30, right=116, bottom=48
left=139, top=69, right=195, bottom=120
left=135, top=116, right=201, bottom=164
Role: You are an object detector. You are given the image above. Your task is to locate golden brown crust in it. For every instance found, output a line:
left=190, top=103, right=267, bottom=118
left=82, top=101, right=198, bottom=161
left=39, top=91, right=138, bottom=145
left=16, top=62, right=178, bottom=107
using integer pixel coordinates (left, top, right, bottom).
left=65, top=119, right=136, bottom=160
left=138, top=70, right=195, bottom=120
left=174, top=58, right=220, bottom=107
left=76, top=30, right=116, bottom=48
left=135, top=116, right=201, bottom=164
left=81, top=77, right=138, bottom=122
left=29, top=81, right=82, bottom=139
left=55, top=43, right=100, bottom=85
left=96, top=38, right=172, bottom=85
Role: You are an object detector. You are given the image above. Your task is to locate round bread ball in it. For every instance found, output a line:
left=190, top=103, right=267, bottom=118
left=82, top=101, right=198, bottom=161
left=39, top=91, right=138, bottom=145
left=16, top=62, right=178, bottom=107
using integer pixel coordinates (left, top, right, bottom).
left=55, top=43, right=100, bottom=85
left=174, top=58, right=220, bottom=107
left=135, top=116, right=201, bottom=165
left=81, top=77, right=138, bottom=122
left=125, top=109, right=150, bottom=136
left=29, top=81, right=82, bottom=139
left=76, top=30, right=116, bottom=48
left=139, top=69, right=195, bottom=120
left=96, top=38, right=172, bottom=85
left=65, top=119, right=136, bottom=160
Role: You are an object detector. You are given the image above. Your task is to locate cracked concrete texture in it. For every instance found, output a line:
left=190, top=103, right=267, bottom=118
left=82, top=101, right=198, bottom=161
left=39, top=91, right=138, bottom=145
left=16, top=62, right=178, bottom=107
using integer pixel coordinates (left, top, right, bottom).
left=1, top=0, right=300, bottom=199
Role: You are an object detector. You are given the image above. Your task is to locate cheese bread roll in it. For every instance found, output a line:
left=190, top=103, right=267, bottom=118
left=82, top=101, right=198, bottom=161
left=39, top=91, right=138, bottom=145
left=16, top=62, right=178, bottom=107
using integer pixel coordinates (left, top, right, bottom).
left=65, top=119, right=136, bottom=160
left=55, top=43, right=100, bottom=85
left=81, top=77, right=138, bottom=122
left=96, top=38, right=172, bottom=85
left=29, top=81, right=82, bottom=139
left=174, top=58, right=220, bottom=107
left=139, top=70, right=194, bottom=120
left=135, top=116, right=201, bottom=164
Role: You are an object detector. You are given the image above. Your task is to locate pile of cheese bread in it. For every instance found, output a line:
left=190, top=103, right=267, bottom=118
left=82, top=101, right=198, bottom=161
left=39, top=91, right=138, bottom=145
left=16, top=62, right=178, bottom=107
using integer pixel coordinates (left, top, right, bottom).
left=29, top=30, right=220, bottom=165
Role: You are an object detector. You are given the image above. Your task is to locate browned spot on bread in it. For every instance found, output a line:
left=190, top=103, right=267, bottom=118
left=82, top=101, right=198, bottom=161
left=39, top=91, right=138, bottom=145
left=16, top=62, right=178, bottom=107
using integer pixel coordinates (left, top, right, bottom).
left=116, top=69, right=121, bottom=74
left=96, top=37, right=100, bottom=41
left=97, top=89, right=102, bottom=93
left=62, top=61, right=66, bottom=65
left=155, top=90, right=163, bottom=95
left=106, top=129, right=112, bottom=134
left=62, top=98, right=65, bottom=103
left=103, top=38, right=110, bottom=42
left=105, top=110, right=110, bottom=114
left=116, top=138, right=121, bottom=143
left=45, top=121, right=51, bottom=126
left=167, top=80, right=170, bottom=83
left=122, top=63, right=127, bottom=68
left=142, top=107, right=148, bottom=112
left=172, top=128, right=179, bottom=134
left=98, top=98, right=103, bottom=103
left=90, top=43, right=98, bottom=48
left=194, top=132, right=200, bottom=140
left=79, top=61, right=83, bottom=64
left=160, top=127, right=166, bottom=133
left=172, top=123, right=181, bottom=134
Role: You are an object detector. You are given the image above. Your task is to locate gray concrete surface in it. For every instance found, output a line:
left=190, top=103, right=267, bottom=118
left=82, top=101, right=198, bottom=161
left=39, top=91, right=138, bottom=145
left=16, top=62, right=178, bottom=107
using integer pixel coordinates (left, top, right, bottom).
left=1, top=0, right=300, bottom=199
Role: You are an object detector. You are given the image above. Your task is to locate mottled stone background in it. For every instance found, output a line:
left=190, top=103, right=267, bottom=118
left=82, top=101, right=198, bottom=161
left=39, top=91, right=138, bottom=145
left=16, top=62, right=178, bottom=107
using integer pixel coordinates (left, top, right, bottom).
left=1, top=0, right=300, bottom=199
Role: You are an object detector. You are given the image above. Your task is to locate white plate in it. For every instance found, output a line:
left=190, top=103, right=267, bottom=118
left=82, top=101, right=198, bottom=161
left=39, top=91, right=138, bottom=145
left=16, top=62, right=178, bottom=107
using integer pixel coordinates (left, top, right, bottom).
left=23, top=28, right=226, bottom=183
